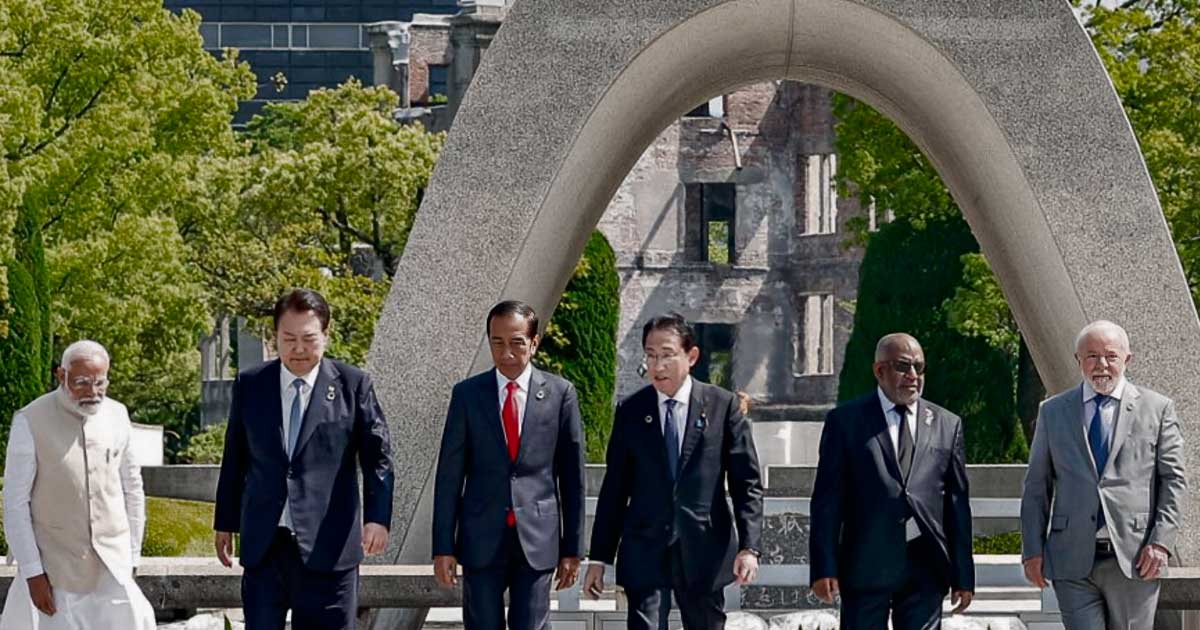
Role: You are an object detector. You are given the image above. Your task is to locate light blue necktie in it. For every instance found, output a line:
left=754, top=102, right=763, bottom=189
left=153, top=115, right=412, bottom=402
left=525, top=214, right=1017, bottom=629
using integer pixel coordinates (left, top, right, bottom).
left=663, top=399, right=680, bottom=480
left=287, top=378, right=304, bottom=457
left=1089, top=394, right=1110, bottom=531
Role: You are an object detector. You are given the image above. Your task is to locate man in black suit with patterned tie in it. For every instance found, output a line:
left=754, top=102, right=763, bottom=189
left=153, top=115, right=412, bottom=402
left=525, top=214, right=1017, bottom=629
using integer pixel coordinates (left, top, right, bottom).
left=432, top=300, right=586, bottom=630
left=214, top=288, right=394, bottom=630
left=809, top=333, right=975, bottom=629
left=584, top=313, right=764, bottom=630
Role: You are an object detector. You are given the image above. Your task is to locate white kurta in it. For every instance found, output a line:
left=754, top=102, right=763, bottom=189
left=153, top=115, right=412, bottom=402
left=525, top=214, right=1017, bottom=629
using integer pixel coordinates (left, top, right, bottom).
left=0, top=397, right=155, bottom=630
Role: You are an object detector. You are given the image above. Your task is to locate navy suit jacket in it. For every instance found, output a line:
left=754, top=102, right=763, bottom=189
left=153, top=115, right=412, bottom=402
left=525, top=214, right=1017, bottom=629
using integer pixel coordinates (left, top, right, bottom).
left=809, top=394, right=975, bottom=592
left=432, top=367, right=586, bottom=572
left=589, top=381, right=764, bottom=593
left=214, top=358, right=394, bottom=571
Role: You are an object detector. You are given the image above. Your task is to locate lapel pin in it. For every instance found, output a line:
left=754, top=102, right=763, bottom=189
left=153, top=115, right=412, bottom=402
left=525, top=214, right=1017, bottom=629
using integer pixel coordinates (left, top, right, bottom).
left=326, top=386, right=336, bottom=401
left=696, top=411, right=707, bottom=429
left=644, top=415, right=654, bottom=424
left=535, top=390, right=546, bottom=401
left=923, top=408, right=933, bottom=426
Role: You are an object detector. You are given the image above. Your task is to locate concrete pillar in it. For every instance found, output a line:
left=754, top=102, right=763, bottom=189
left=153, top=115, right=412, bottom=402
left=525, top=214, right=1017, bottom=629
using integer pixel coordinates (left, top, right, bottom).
left=366, top=21, right=412, bottom=107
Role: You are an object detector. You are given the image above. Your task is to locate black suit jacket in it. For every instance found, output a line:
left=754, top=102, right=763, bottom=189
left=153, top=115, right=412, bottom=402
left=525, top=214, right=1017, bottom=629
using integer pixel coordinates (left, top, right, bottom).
left=589, top=380, right=764, bottom=593
left=432, top=367, right=586, bottom=572
left=214, top=358, right=394, bottom=571
left=809, top=393, right=974, bottom=592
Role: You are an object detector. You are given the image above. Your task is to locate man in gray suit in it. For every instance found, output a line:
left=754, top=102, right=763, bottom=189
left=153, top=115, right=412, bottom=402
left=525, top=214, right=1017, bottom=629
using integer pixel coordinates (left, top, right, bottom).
left=1021, top=320, right=1186, bottom=629
left=432, top=300, right=586, bottom=630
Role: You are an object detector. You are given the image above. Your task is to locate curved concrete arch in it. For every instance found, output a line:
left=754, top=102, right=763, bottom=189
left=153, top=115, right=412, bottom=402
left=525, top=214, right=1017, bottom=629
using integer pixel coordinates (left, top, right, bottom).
left=369, top=0, right=1200, bottom=581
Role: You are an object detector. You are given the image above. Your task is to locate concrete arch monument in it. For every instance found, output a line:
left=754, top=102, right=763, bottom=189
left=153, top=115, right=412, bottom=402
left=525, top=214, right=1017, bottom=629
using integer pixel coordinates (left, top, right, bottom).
left=368, top=0, right=1200, bottom=592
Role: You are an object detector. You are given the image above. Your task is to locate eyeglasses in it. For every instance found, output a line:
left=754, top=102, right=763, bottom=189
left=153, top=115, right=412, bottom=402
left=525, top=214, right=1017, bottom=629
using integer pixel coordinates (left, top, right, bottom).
left=68, top=376, right=109, bottom=389
left=888, top=360, right=926, bottom=375
left=643, top=353, right=683, bottom=365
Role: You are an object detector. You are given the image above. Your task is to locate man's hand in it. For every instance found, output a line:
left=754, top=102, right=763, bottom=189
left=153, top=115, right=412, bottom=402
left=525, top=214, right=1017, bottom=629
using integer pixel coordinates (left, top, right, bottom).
left=1023, top=556, right=1048, bottom=588
left=214, top=531, right=235, bottom=568
left=733, top=550, right=759, bottom=585
left=434, top=555, right=459, bottom=588
left=950, top=589, right=974, bottom=614
left=1137, top=544, right=1169, bottom=580
left=811, top=577, right=839, bottom=604
left=363, top=523, right=389, bottom=557
left=555, top=557, right=581, bottom=590
left=583, top=563, right=605, bottom=600
left=26, top=574, right=55, bottom=616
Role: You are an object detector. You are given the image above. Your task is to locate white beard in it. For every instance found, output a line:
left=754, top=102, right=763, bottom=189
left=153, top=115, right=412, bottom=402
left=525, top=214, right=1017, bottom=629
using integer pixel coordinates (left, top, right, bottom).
left=57, top=386, right=103, bottom=417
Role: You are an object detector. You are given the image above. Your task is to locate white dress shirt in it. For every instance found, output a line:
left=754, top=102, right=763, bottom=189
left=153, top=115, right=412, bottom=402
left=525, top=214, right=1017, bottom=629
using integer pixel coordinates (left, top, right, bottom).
left=279, top=362, right=319, bottom=528
left=3, top=392, right=145, bottom=581
left=656, top=376, right=693, bottom=452
left=1081, top=376, right=1126, bottom=540
left=495, top=363, right=533, bottom=441
left=877, top=387, right=917, bottom=455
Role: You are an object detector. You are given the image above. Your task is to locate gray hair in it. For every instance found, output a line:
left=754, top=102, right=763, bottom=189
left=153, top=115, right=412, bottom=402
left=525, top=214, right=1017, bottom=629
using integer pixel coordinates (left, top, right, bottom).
left=1073, top=320, right=1130, bottom=354
left=61, top=340, right=110, bottom=367
left=874, top=332, right=921, bottom=361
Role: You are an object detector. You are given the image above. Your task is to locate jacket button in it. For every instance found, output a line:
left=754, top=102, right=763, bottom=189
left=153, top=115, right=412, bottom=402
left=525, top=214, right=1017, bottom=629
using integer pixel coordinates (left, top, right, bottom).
left=287, top=467, right=295, bottom=478
left=511, top=474, right=517, bottom=480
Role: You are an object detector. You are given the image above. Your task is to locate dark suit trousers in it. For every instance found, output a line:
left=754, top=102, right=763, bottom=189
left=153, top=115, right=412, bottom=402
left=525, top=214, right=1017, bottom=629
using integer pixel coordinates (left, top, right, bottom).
left=626, top=543, right=727, bottom=630
left=242, top=528, right=358, bottom=630
left=462, top=526, right=554, bottom=630
left=839, top=536, right=948, bottom=630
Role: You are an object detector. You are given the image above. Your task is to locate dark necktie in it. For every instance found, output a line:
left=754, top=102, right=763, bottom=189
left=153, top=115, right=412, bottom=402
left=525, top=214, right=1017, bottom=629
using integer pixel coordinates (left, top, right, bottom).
left=287, top=379, right=304, bottom=457
left=503, top=381, right=520, bottom=526
left=895, top=404, right=914, bottom=479
left=663, top=399, right=680, bottom=480
left=1089, top=394, right=1110, bottom=531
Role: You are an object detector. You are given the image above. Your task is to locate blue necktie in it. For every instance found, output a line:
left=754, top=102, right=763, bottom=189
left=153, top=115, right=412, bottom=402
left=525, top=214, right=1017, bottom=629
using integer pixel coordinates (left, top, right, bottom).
left=1089, top=393, right=1110, bottom=531
left=663, top=399, right=679, bottom=480
left=288, top=378, right=304, bottom=457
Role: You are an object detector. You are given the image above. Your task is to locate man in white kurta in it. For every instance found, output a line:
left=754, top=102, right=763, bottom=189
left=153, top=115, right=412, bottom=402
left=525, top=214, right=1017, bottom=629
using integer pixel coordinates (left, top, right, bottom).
left=0, top=340, right=155, bottom=630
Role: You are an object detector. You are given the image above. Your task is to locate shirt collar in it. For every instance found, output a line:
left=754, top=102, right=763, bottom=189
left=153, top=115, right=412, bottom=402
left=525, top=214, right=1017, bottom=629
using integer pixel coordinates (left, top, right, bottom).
left=281, top=361, right=320, bottom=391
left=1082, top=376, right=1127, bottom=403
left=877, top=386, right=914, bottom=417
left=496, top=362, right=534, bottom=393
left=656, top=375, right=693, bottom=409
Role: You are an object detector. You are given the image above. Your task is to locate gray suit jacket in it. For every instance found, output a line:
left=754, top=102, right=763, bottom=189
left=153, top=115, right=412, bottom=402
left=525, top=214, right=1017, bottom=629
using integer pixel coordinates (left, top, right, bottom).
left=1020, top=381, right=1186, bottom=580
left=432, top=367, right=586, bottom=572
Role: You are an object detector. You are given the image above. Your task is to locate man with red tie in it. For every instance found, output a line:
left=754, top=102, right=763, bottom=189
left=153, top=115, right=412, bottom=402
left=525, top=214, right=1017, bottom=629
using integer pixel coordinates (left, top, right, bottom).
left=432, top=300, right=586, bottom=630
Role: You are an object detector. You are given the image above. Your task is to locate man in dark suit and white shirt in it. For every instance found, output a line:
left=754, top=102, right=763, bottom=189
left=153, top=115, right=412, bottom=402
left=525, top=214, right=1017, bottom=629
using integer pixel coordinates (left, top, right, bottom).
left=214, top=288, right=395, bottom=630
left=1021, top=320, right=1186, bottom=629
left=584, top=313, right=764, bottom=630
left=810, top=333, right=974, bottom=629
left=432, top=300, right=586, bottom=630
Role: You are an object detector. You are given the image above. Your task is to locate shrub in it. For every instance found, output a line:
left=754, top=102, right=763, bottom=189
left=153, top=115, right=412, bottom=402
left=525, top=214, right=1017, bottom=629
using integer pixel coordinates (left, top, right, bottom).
left=179, top=422, right=227, bottom=464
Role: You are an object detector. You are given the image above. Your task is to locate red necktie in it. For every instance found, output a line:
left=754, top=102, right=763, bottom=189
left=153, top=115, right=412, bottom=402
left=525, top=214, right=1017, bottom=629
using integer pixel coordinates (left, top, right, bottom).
left=503, top=381, right=520, bottom=526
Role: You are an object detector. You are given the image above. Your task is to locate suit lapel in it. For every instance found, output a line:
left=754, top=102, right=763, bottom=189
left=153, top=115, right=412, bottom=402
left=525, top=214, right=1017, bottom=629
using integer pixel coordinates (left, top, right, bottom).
left=514, top=368, right=549, bottom=467
left=291, top=359, right=339, bottom=462
left=677, top=381, right=706, bottom=476
left=869, top=396, right=903, bottom=483
left=908, top=398, right=933, bottom=483
left=479, top=369, right=510, bottom=461
left=265, top=361, right=288, bottom=459
left=1104, top=383, right=1140, bottom=478
left=1065, top=384, right=1097, bottom=481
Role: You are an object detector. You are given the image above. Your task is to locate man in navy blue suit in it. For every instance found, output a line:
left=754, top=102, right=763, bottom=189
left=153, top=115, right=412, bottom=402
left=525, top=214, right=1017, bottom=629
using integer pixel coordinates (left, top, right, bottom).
left=213, top=288, right=394, bottom=630
left=432, top=300, right=586, bottom=630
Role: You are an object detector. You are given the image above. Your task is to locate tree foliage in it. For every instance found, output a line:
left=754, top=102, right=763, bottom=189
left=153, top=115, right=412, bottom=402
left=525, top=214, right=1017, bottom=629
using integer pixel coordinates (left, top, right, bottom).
left=193, top=80, right=445, bottom=364
left=0, top=0, right=255, bottom=438
left=538, top=232, right=620, bottom=462
left=837, top=216, right=1028, bottom=463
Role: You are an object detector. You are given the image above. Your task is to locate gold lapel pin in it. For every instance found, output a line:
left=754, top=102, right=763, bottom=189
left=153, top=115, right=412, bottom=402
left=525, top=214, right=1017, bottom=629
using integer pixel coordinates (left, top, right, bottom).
left=326, top=386, right=336, bottom=401
left=535, top=390, right=546, bottom=400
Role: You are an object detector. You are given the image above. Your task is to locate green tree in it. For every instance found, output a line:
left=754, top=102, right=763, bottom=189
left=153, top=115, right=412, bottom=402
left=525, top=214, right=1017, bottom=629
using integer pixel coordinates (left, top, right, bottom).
left=192, top=80, right=445, bottom=364
left=0, top=206, right=51, bottom=451
left=0, top=0, right=255, bottom=441
left=838, top=215, right=1027, bottom=463
left=538, top=232, right=620, bottom=462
